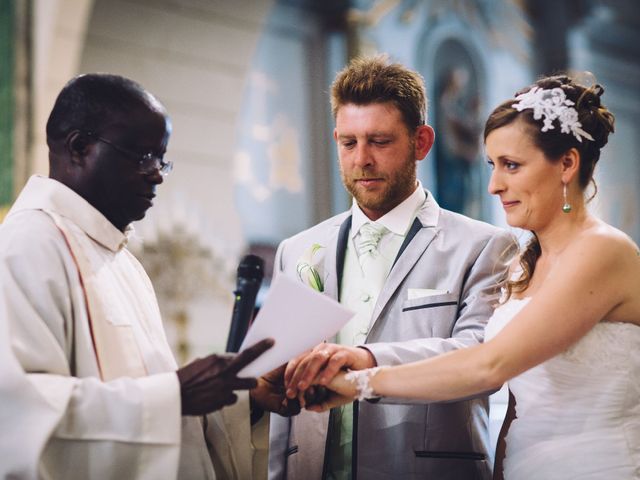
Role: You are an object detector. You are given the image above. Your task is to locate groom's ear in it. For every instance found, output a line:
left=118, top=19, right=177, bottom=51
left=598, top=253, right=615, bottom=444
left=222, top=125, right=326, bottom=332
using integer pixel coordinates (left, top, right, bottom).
left=414, top=125, right=435, bottom=161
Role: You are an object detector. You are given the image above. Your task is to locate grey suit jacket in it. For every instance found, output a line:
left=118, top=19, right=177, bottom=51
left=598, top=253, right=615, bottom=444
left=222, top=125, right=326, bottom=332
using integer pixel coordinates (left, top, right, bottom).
left=268, top=193, right=516, bottom=480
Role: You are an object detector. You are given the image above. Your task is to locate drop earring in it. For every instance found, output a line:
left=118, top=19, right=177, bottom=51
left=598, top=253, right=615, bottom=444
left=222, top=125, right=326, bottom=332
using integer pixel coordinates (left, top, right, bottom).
left=562, top=183, right=572, bottom=213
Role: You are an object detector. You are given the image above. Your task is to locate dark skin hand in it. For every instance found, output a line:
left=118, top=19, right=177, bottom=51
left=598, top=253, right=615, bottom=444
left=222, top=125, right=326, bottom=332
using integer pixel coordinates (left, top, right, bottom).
left=251, top=364, right=300, bottom=417
left=177, top=338, right=274, bottom=416
left=250, top=364, right=331, bottom=418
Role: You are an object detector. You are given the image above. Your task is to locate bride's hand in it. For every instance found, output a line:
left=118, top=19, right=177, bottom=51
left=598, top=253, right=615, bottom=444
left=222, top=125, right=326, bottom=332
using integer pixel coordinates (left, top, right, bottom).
left=305, top=371, right=358, bottom=412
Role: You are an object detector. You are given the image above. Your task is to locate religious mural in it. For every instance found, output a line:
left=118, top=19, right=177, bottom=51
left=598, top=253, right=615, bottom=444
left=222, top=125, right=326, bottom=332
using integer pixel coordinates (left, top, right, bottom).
left=433, top=40, right=483, bottom=218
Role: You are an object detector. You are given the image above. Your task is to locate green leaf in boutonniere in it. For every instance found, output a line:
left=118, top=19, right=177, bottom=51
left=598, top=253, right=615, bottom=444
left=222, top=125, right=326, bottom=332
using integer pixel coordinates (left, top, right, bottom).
left=296, top=243, right=325, bottom=292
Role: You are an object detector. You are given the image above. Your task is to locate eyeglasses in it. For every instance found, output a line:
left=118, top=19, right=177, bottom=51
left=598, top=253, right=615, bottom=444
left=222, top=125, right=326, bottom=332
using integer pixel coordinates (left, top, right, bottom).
left=85, top=132, right=173, bottom=176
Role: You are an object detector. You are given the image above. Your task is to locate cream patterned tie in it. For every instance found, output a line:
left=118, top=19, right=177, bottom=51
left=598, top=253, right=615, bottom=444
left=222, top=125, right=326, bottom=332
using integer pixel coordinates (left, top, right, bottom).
left=338, top=221, right=391, bottom=347
left=355, top=221, right=390, bottom=290
left=356, top=222, right=387, bottom=257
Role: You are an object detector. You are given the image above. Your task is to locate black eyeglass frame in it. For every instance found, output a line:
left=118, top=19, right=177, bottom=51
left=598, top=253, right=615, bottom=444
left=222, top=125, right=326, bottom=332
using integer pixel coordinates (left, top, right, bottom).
left=84, top=131, right=173, bottom=176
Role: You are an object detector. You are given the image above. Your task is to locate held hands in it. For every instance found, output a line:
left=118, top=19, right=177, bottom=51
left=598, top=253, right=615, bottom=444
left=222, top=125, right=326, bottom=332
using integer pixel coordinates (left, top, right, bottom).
left=176, top=338, right=375, bottom=416
left=304, top=367, right=387, bottom=412
left=250, top=364, right=302, bottom=418
left=304, top=370, right=360, bottom=412
left=177, top=338, right=274, bottom=416
left=284, top=343, right=376, bottom=408
left=250, top=364, right=340, bottom=417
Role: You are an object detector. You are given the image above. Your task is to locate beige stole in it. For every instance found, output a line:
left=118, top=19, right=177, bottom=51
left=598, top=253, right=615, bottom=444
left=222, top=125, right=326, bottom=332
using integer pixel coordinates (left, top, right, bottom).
left=45, top=210, right=148, bottom=380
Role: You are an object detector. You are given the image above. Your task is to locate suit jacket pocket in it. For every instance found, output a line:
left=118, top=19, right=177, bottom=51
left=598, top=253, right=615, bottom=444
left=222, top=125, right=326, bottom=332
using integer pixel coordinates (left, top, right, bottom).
left=401, top=292, right=458, bottom=312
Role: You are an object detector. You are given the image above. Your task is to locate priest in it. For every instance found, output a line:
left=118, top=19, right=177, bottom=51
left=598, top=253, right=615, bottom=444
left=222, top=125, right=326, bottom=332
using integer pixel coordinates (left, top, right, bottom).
left=0, top=73, right=291, bottom=480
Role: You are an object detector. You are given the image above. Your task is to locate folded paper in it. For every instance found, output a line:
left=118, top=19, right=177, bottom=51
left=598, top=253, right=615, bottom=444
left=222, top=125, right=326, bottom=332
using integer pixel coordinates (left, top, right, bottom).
left=238, top=274, right=355, bottom=377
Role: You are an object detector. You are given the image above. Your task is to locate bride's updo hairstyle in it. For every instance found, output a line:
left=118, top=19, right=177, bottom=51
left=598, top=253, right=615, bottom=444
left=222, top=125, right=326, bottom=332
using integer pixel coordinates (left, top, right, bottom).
left=484, top=75, right=615, bottom=299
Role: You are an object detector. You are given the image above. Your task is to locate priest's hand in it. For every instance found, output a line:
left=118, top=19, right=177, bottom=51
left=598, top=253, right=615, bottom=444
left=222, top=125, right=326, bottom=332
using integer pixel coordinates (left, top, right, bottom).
left=177, top=338, right=274, bottom=416
left=250, top=364, right=332, bottom=420
left=250, top=364, right=301, bottom=420
left=284, top=343, right=376, bottom=400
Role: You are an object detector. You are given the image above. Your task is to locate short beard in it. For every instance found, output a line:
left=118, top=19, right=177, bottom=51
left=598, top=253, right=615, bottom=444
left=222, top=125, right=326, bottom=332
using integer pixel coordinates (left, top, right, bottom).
left=341, top=150, right=417, bottom=216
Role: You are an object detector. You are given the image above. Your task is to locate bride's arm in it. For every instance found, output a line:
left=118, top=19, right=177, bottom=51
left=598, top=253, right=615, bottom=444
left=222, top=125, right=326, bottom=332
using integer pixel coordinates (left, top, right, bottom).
left=311, top=231, right=636, bottom=407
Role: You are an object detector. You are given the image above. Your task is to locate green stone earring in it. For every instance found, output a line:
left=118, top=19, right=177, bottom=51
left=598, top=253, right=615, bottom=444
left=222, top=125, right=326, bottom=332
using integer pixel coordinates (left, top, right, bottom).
left=562, top=183, right=572, bottom=213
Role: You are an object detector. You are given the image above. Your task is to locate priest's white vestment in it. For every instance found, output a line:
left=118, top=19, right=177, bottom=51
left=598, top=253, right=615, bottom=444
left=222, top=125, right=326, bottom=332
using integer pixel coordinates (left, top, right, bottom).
left=0, top=176, right=263, bottom=480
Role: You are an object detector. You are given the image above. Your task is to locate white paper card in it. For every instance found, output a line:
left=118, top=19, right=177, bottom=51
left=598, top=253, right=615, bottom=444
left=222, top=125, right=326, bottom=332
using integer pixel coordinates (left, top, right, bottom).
left=238, top=274, right=355, bottom=377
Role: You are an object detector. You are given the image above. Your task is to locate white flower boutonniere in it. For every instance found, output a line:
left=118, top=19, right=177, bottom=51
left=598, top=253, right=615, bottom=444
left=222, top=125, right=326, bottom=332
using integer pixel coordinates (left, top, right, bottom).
left=296, top=243, right=325, bottom=292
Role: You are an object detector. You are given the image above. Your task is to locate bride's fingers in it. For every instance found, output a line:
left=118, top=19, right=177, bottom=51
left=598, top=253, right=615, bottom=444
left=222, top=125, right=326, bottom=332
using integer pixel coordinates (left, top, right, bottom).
left=327, top=372, right=358, bottom=397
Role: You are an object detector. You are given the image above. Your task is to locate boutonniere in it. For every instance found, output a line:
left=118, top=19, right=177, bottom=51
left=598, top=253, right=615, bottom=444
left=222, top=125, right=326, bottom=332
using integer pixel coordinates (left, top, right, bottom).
left=296, top=243, right=325, bottom=292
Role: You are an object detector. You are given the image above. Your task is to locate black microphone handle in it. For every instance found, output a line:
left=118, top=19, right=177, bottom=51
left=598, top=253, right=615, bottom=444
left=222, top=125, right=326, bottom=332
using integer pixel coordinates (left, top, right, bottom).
left=226, top=278, right=261, bottom=353
left=226, top=254, right=264, bottom=353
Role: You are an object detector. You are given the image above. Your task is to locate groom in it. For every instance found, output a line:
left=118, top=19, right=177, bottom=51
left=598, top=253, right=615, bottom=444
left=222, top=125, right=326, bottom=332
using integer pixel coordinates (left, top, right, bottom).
left=268, top=56, right=516, bottom=480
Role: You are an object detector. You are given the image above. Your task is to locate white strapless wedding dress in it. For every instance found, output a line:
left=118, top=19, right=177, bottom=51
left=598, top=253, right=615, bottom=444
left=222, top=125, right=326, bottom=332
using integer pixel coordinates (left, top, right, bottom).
left=485, top=298, right=640, bottom=479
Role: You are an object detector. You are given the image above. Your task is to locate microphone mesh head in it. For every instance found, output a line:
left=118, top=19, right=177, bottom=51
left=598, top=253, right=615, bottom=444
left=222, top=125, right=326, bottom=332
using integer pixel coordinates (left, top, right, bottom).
left=237, top=254, right=264, bottom=281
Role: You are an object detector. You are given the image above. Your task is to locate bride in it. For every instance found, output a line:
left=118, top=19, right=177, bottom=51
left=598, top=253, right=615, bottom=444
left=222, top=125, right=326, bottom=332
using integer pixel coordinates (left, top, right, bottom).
left=306, top=75, right=640, bottom=479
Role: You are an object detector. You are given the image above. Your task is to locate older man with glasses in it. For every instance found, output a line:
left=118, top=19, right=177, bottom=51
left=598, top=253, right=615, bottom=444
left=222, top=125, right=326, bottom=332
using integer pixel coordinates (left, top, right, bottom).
left=84, top=131, right=174, bottom=176
left=0, top=73, right=290, bottom=480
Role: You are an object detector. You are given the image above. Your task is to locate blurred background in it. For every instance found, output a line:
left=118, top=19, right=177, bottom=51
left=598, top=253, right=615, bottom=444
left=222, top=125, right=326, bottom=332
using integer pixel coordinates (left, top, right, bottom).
left=1, top=1, right=639, bottom=439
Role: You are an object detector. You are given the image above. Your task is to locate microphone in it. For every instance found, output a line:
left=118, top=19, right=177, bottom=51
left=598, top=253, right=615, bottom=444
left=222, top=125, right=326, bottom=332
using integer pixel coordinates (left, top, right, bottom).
left=225, top=254, right=265, bottom=353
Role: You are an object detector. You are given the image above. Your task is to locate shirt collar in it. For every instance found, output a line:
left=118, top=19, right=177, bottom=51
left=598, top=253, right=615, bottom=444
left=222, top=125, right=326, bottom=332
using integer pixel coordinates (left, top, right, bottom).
left=8, top=175, right=131, bottom=252
left=351, top=181, right=427, bottom=238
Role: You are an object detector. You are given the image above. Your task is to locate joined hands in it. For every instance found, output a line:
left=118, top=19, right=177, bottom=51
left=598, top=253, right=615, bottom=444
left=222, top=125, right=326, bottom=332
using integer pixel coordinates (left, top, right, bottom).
left=176, top=339, right=375, bottom=417
left=283, top=342, right=377, bottom=411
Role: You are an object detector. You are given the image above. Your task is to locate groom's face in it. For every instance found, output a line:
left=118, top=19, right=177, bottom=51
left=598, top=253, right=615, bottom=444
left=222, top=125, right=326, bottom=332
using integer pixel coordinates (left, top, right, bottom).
left=334, top=102, right=418, bottom=221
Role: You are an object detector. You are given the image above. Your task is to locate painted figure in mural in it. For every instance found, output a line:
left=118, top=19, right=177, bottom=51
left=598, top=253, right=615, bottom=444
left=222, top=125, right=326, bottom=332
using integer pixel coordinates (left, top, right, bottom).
left=0, top=73, right=294, bottom=480
left=309, top=76, right=640, bottom=479
left=435, top=66, right=484, bottom=217
left=268, top=55, right=516, bottom=480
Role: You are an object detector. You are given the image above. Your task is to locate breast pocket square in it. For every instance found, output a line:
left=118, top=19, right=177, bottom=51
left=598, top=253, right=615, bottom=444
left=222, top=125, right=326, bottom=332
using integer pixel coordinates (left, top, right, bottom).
left=407, top=288, right=449, bottom=300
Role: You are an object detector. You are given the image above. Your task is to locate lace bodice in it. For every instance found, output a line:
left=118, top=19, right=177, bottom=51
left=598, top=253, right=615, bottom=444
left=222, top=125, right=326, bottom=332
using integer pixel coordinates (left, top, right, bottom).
left=485, top=298, right=640, bottom=479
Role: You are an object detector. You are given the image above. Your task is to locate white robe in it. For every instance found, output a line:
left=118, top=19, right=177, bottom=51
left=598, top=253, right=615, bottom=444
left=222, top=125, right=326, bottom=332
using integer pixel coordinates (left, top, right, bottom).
left=0, top=176, right=261, bottom=480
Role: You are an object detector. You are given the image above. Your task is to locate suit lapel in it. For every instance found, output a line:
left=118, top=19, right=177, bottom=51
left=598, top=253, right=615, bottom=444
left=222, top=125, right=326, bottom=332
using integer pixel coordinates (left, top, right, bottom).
left=335, top=216, right=352, bottom=300
left=392, top=217, right=422, bottom=268
left=322, top=215, right=351, bottom=301
left=368, top=200, right=440, bottom=333
left=321, top=216, right=350, bottom=348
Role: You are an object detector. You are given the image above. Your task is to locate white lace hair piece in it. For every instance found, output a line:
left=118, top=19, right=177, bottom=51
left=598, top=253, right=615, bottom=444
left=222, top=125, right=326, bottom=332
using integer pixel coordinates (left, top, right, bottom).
left=512, top=86, right=594, bottom=143
left=344, top=366, right=382, bottom=401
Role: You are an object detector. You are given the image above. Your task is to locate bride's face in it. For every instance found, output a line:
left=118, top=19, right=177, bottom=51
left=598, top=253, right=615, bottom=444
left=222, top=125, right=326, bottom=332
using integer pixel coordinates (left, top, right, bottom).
left=485, top=119, right=565, bottom=231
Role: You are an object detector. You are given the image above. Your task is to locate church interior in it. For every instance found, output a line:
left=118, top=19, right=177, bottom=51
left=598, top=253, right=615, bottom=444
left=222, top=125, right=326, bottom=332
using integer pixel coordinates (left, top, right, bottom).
left=1, top=0, right=639, bottom=452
